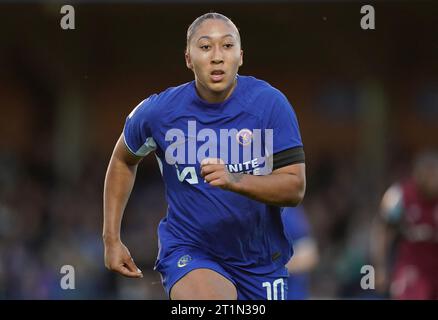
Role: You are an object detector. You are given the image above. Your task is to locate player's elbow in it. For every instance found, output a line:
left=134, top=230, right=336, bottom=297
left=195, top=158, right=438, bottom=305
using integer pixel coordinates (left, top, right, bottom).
left=272, top=163, right=306, bottom=206
left=285, top=190, right=305, bottom=207
left=284, top=176, right=306, bottom=206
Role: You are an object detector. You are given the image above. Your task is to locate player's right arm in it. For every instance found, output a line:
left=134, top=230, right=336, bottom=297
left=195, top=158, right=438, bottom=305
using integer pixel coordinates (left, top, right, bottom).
left=103, top=134, right=144, bottom=278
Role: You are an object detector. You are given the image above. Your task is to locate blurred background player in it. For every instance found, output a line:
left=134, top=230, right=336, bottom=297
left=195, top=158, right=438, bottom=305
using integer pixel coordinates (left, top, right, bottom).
left=371, top=150, right=438, bottom=299
left=282, top=206, right=319, bottom=299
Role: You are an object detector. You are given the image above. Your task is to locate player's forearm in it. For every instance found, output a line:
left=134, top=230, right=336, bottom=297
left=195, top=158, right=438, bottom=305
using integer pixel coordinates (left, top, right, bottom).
left=370, top=217, right=389, bottom=267
left=103, top=155, right=138, bottom=243
left=370, top=217, right=397, bottom=292
left=229, top=172, right=305, bottom=206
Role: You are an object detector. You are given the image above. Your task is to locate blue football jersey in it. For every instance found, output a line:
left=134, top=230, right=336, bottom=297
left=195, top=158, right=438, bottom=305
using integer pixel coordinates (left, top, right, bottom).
left=123, top=75, right=304, bottom=273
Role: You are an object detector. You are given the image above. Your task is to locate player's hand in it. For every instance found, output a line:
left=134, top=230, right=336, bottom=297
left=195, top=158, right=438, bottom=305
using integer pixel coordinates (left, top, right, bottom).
left=200, top=158, right=242, bottom=190
left=104, top=239, right=143, bottom=278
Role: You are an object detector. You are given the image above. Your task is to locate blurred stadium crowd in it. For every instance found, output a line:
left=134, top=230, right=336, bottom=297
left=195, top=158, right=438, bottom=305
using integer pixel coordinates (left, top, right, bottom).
left=1, top=3, right=437, bottom=299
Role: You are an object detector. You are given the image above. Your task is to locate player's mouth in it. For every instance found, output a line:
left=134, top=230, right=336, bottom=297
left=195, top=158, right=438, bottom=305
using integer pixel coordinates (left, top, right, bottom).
left=210, top=70, right=225, bottom=82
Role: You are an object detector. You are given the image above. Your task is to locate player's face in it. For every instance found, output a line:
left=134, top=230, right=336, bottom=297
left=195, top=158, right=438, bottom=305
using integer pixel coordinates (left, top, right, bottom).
left=185, top=19, right=243, bottom=103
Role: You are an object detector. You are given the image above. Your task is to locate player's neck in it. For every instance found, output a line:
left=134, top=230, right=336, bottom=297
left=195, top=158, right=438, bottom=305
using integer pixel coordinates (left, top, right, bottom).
left=195, top=79, right=237, bottom=104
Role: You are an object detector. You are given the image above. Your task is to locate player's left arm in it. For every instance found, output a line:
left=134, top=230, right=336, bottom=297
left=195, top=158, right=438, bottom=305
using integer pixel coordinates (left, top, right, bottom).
left=201, top=159, right=305, bottom=206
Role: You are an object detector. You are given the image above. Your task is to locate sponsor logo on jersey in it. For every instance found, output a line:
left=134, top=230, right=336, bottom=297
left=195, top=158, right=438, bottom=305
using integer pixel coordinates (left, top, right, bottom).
left=177, top=254, right=192, bottom=268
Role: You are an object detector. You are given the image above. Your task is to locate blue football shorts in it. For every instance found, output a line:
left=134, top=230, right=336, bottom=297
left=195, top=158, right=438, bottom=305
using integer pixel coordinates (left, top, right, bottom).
left=154, top=245, right=289, bottom=300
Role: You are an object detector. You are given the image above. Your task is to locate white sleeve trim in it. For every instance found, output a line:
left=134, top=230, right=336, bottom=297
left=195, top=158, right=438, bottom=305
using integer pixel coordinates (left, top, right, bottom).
left=123, top=135, right=157, bottom=157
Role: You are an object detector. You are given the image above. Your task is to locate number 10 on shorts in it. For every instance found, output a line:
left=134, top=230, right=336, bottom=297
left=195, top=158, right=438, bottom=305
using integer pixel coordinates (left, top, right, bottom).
left=262, top=278, right=285, bottom=300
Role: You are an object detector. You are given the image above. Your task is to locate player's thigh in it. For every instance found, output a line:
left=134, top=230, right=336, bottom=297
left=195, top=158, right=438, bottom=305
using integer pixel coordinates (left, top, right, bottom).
left=170, top=268, right=237, bottom=300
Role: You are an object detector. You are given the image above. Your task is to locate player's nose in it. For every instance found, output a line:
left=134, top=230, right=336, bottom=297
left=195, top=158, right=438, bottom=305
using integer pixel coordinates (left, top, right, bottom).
left=210, top=46, right=224, bottom=64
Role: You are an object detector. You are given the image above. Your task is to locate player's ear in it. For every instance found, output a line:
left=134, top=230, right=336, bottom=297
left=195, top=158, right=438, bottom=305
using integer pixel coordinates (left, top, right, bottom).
left=239, top=49, right=243, bottom=67
left=185, top=50, right=193, bottom=70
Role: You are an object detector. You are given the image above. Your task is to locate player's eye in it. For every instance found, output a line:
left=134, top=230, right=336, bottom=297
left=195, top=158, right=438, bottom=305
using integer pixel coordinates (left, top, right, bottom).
left=200, top=45, right=211, bottom=50
left=223, top=43, right=234, bottom=48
